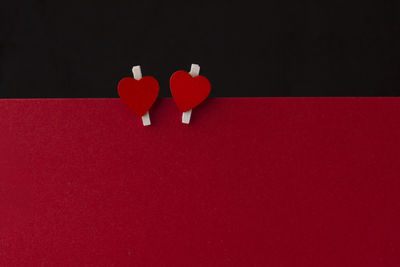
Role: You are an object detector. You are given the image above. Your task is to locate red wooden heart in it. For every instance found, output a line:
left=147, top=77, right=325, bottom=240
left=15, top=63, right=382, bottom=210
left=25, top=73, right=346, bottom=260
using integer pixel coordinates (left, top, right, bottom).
left=170, top=71, right=211, bottom=112
left=117, top=77, right=159, bottom=116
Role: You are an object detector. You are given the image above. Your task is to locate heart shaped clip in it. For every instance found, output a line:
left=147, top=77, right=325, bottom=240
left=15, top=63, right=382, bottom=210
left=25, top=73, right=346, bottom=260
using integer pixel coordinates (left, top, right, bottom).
left=170, top=64, right=211, bottom=124
left=117, top=66, right=159, bottom=126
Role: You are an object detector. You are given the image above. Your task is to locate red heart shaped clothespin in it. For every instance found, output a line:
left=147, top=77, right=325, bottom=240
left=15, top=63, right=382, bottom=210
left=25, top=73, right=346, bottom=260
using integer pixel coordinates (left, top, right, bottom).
left=170, top=64, right=211, bottom=124
left=118, top=66, right=159, bottom=126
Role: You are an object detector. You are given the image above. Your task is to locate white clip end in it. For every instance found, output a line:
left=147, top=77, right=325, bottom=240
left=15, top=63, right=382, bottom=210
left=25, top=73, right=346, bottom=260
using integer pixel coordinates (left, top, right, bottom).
left=189, top=64, right=200, bottom=77
left=142, top=112, right=151, bottom=126
left=132, top=65, right=142, bottom=80
left=182, top=110, right=192, bottom=124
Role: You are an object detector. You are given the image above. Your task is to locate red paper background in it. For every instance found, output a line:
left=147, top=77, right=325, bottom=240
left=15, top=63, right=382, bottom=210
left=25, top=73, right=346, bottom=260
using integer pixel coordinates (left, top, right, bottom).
left=1, top=98, right=399, bottom=266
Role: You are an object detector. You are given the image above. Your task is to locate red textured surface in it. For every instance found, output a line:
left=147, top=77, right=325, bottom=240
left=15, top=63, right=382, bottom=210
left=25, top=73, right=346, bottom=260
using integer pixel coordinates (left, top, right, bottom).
left=118, top=76, right=159, bottom=116
left=170, top=71, right=211, bottom=112
left=0, top=98, right=399, bottom=266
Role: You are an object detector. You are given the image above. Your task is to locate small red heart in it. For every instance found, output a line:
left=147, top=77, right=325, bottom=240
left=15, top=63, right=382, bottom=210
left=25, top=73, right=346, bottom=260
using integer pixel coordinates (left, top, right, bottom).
left=170, top=71, right=211, bottom=112
left=118, top=77, right=159, bottom=116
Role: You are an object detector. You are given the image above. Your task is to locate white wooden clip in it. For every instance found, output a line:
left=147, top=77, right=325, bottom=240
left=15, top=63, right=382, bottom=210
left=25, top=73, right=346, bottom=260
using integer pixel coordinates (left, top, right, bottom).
left=182, top=63, right=200, bottom=124
left=132, top=65, right=151, bottom=126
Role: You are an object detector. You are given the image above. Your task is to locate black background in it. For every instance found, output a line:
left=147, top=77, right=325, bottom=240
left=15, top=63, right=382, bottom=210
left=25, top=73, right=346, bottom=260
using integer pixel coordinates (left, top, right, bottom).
left=1, top=0, right=399, bottom=98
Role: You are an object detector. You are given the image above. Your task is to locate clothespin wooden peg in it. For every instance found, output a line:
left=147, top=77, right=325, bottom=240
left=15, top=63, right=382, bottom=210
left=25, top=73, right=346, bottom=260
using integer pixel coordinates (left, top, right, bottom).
left=182, top=64, right=200, bottom=124
left=132, top=66, right=151, bottom=126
